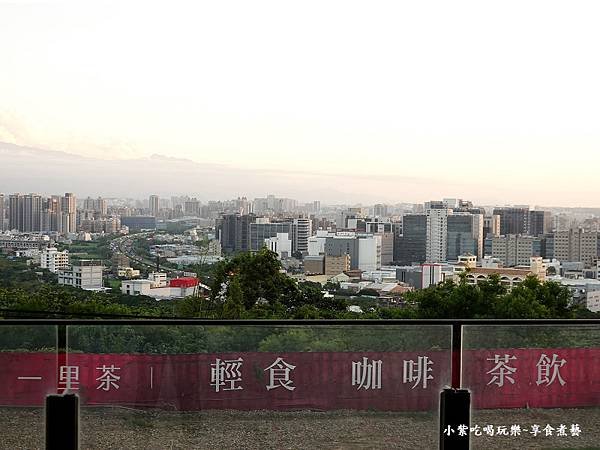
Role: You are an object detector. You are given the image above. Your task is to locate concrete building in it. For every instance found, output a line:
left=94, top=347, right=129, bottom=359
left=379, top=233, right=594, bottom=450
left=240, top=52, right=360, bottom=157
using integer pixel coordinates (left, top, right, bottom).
left=552, top=229, right=600, bottom=266
left=60, top=193, right=77, bottom=234
left=120, top=216, right=157, bottom=231
left=58, top=260, right=104, bottom=290
left=40, top=247, right=70, bottom=273
left=82, top=197, right=108, bottom=215
left=117, top=267, right=140, bottom=278
left=529, top=210, right=553, bottom=236
left=121, top=274, right=200, bottom=299
left=493, top=207, right=529, bottom=235
left=9, top=193, right=43, bottom=232
left=394, top=214, right=427, bottom=265
left=215, top=213, right=255, bottom=254
left=0, top=193, right=4, bottom=231
left=446, top=213, right=484, bottom=261
left=483, top=215, right=500, bottom=240
left=461, top=257, right=546, bottom=290
left=264, top=232, right=292, bottom=259
left=149, top=195, right=160, bottom=217
left=488, top=235, right=542, bottom=267
left=304, top=255, right=325, bottom=274
left=325, top=254, right=351, bottom=276
left=324, top=232, right=381, bottom=271
left=426, top=206, right=450, bottom=263
left=249, top=219, right=292, bottom=251
left=292, top=218, right=312, bottom=254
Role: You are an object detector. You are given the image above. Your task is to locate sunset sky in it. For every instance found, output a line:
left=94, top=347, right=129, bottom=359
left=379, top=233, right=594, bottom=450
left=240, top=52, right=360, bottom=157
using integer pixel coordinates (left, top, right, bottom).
left=1, top=1, right=600, bottom=205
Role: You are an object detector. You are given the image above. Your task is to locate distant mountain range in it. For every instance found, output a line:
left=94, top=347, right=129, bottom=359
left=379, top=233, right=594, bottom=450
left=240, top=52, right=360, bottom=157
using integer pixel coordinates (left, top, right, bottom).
left=0, top=141, right=361, bottom=202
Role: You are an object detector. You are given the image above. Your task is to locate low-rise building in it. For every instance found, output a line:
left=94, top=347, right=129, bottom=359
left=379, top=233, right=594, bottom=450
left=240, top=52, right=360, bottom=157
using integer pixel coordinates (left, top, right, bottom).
left=121, top=274, right=200, bottom=299
left=58, top=260, right=104, bottom=290
left=40, top=247, right=70, bottom=273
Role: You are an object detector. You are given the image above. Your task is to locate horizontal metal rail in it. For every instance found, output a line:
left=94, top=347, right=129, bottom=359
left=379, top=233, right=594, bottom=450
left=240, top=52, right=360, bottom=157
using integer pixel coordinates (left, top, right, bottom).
left=1, top=318, right=600, bottom=325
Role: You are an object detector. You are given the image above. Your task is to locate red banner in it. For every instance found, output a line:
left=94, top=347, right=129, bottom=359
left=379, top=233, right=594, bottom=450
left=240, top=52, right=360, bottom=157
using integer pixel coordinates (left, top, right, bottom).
left=1, top=349, right=599, bottom=411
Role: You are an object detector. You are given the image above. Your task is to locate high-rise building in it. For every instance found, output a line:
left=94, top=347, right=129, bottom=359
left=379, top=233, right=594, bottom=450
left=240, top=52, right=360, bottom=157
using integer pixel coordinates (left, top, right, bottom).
left=488, top=235, right=543, bottom=267
left=83, top=197, right=108, bottom=215
left=493, top=207, right=529, bottom=235
left=373, top=204, right=389, bottom=217
left=483, top=214, right=501, bottom=240
left=426, top=206, right=450, bottom=263
left=292, top=218, right=312, bottom=255
left=528, top=210, right=553, bottom=236
left=215, top=214, right=255, bottom=254
left=394, top=214, right=427, bottom=265
left=250, top=220, right=292, bottom=251
left=447, top=213, right=484, bottom=261
left=9, top=193, right=43, bottom=232
left=60, top=193, right=77, bottom=233
left=552, top=229, right=600, bottom=266
left=41, top=196, right=62, bottom=232
left=184, top=198, right=201, bottom=216
left=149, top=195, right=160, bottom=217
left=0, top=193, right=4, bottom=231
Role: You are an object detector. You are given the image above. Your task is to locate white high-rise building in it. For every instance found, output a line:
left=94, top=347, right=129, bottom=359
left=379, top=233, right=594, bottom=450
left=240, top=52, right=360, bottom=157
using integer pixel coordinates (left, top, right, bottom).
left=40, top=247, right=70, bottom=273
left=264, top=232, right=292, bottom=259
left=149, top=195, right=160, bottom=217
left=426, top=206, right=451, bottom=263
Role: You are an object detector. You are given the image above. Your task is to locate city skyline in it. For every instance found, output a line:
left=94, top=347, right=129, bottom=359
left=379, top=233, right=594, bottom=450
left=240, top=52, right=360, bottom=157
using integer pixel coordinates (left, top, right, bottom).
left=2, top=2, right=600, bottom=206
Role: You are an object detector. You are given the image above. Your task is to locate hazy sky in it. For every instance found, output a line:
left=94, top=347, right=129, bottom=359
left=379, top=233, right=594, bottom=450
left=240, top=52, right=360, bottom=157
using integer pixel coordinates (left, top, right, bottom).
left=2, top=1, right=600, bottom=205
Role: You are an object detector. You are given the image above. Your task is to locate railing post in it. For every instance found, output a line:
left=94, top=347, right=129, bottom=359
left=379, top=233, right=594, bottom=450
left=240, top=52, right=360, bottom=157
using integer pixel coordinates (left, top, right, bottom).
left=439, top=322, right=470, bottom=449
left=46, top=393, right=79, bottom=450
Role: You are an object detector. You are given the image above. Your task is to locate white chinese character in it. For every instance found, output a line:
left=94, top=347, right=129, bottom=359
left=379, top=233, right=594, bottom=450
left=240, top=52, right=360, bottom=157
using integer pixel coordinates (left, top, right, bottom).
left=211, top=357, right=244, bottom=392
left=536, top=354, right=566, bottom=386
left=352, top=357, right=382, bottom=390
left=443, top=425, right=454, bottom=436
left=470, top=425, right=482, bottom=436
left=570, top=424, right=581, bottom=437
left=58, top=366, right=79, bottom=391
left=457, top=424, right=469, bottom=437
left=403, top=356, right=434, bottom=389
left=96, top=365, right=121, bottom=391
left=265, top=358, right=295, bottom=391
left=556, top=424, right=567, bottom=437
left=486, top=354, right=517, bottom=387
left=496, top=425, right=508, bottom=436
left=543, top=424, right=554, bottom=436
left=530, top=424, right=541, bottom=436
left=510, top=425, right=522, bottom=436
left=483, top=425, right=494, bottom=436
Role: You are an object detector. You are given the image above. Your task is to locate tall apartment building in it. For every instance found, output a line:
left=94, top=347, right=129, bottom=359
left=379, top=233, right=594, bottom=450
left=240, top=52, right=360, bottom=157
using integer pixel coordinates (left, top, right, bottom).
left=394, top=214, right=427, bottom=265
left=483, top=215, right=500, bottom=240
left=184, top=198, right=201, bottom=216
left=426, top=206, right=450, bottom=263
left=9, top=193, right=42, bottom=232
left=149, top=195, right=160, bottom=217
left=60, top=193, right=77, bottom=233
left=82, top=197, right=108, bottom=215
left=40, top=247, right=70, bottom=273
left=215, top=213, right=255, bottom=254
left=292, top=218, right=312, bottom=255
left=0, top=193, right=4, bottom=231
left=493, top=207, right=529, bottom=235
left=489, top=235, right=542, bottom=267
left=447, top=213, right=484, bottom=261
left=528, top=210, right=553, bottom=236
left=322, top=232, right=381, bottom=271
left=553, top=229, right=600, bottom=266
